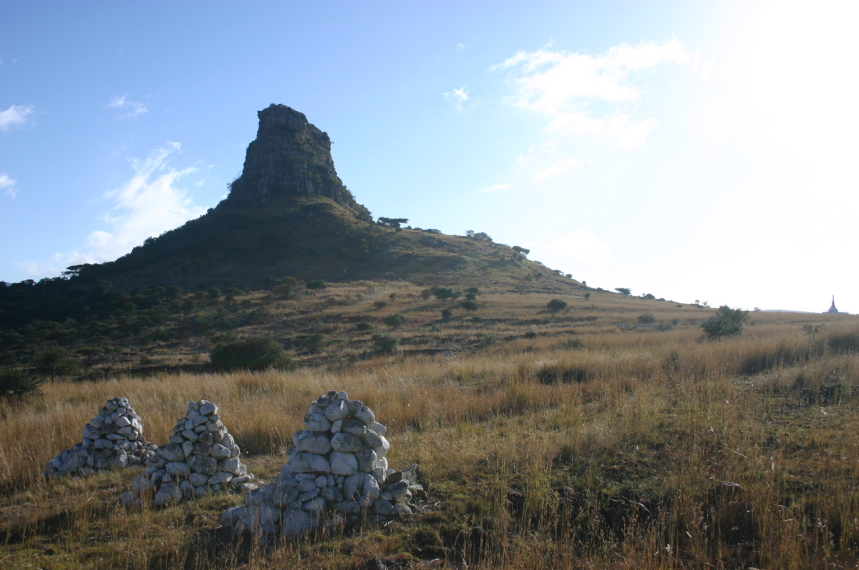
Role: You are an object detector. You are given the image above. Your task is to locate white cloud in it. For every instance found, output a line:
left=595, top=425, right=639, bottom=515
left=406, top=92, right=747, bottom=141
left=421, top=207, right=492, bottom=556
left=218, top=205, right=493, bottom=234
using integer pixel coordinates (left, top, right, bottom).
left=107, top=94, right=147, bottom=117
left=516, top=139, right=556, bottom=165
left=482, top=183, right=511, bottom=193
left=0, top=104, right=34, bottom=131
left=443, top=86, right=470, bottom=109
left=457, top=43, right=465, bottom=51
left=534, top=157, right=583, bottom=181
left=535, top=230, right=613, bottom=263
left=18, top=142, right=206, bottom=278
left=499, top=40, right=694, bottom=147
left=0, top=173, right=16, bottom=197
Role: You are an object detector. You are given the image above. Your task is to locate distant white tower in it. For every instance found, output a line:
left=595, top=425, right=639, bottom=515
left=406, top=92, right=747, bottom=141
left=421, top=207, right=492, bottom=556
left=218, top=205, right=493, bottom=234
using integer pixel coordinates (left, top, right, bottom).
left=827, top=295, right=839, bottom=314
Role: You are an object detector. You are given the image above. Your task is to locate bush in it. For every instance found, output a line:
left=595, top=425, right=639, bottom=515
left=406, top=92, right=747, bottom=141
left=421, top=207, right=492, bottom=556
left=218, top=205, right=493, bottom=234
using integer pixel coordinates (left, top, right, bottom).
left=701, top=306, right=749, bottom=340
left=207, top=287, right=222, bottom=300
left=441, top=309, right=453, bottom=320
left=209, top=337, right=294, bottom=371
left=0, top=368, right=43, bottom=402
left=306, top=280, right=327, bottom=291
left=637, top=313, right=656, bottom=324
left=355, top=322, right=373, bottom=332
left=460, top=300, right=478, bottom=313
left=434, top=288, right=459, bottom=301
left=371, top=333, right=399, bottom=354
left=34, top=346, right=80, bottom=382
left=547, top=299, right=568, bottom=312
left=382, top=313, right=407, bottom=329
left=524, top=331, right=538, bottom=339
left=295, top=334, right=324, bottom=354
left=373, top=300, right=388, bottom=310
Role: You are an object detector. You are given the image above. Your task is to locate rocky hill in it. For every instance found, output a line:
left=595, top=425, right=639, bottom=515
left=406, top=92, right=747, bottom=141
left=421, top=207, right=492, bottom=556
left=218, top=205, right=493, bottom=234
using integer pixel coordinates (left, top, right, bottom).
left=51, top=104, right=577, bottom=293
left=1, top=105, right=582, bottom=331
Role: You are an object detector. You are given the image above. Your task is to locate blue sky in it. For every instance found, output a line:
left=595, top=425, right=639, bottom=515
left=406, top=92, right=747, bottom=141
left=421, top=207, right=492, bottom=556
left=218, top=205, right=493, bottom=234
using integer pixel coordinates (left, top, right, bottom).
left=1, top=1, right=856, bottom=313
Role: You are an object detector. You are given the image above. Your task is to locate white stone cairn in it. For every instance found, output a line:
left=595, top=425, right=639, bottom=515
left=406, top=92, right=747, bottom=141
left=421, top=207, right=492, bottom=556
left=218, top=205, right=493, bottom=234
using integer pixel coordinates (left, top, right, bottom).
left=122, top=399, right=258, bottom=508
left=44, top=397, right=157, bottom=479
left=220, top=390, right=428, bottom=541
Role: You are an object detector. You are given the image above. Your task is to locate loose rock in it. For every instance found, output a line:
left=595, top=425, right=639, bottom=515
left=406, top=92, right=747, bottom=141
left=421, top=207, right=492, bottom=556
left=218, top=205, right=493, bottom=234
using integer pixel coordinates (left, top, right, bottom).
left=219, top=390, right=427, bottom=543
left=44, top=397, right=157, bottom=479
left=124, top=400, right=258, bottom=506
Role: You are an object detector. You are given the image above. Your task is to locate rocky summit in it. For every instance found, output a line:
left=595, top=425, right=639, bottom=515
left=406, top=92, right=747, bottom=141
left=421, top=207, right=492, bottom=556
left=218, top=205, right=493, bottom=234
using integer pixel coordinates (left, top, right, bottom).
left=225, top=104, right=371, bottom=220
left=11, top=104, right=580, bottom=295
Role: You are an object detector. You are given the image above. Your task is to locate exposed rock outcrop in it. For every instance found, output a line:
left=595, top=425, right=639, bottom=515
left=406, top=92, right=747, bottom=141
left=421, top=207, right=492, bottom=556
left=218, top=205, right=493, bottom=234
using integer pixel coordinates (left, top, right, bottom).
left=225, top=104, right=372, bottom=220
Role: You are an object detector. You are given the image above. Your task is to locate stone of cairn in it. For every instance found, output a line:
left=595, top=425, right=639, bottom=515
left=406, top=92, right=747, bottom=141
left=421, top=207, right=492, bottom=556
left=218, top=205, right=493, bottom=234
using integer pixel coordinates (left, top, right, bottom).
left=122, top=399, right=258, bottom=508
left=44, top=397, right=157, bottom=479
left=221, top=390, right=428, bottom=540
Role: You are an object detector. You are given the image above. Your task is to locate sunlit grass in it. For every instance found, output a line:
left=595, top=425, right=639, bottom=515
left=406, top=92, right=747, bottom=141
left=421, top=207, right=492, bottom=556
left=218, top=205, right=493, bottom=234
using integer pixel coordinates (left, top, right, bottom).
left=1, top=293, right=858, bottom=568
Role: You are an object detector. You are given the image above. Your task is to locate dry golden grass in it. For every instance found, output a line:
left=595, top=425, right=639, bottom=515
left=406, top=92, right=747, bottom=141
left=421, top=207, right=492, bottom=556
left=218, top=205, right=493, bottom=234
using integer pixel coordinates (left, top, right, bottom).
left=1, top=293, right=858, bottom=569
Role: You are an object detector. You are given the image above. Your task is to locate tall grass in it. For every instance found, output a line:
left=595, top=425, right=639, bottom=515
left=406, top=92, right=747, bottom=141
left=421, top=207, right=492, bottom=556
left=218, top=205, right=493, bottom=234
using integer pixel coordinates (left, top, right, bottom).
left=1, top=321, right=857, bottom=568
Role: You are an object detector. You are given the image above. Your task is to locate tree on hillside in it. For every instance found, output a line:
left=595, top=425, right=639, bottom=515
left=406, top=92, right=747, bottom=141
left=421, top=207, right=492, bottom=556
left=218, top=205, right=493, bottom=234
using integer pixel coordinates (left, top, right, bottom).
left=0, top=368, right=43, bottom=402
left=701, top=306, right=749, bottom=340
left=34, top=346, right=80, bottom=382
left=382, top=313, right=406, bottom=329
left=377, top=217, right=409, bottom=229
left=210, top=337, right=294, bottom=371
left=637, top=313, right=656, bottom=324
left=306, top=280, right=327, bottom=292
left=433, top=288, right=460, bottom=301
left=372, top=333, right=399, bottom=354
left=547, top=299, right=568, bottom=312
left=512, top=246, right=530, bottom=256
left=615, top=288, right=632, bottom=296
left=460, top=300, right=478, bottom=314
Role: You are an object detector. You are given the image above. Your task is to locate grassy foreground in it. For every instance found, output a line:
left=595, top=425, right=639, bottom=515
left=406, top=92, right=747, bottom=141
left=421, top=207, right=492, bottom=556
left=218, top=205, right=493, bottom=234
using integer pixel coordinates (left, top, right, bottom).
left=1, top=299, right=858, bottom=569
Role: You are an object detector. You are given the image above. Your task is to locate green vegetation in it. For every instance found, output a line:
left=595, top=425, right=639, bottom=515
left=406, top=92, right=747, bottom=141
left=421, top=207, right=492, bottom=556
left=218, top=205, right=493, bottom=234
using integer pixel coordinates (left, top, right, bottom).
left=209, top=337, right=294, bottom=371
left=701, top=305, right=750, bottom=339
left=0, top=367, right=42, bottom=401
left=382, top=313, right=406, bottom=329
left=546, top=299, right=568, bottom=312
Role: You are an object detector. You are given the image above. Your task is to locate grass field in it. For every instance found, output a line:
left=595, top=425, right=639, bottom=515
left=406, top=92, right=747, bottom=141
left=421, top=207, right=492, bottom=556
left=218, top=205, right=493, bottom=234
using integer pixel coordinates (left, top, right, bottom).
left=1, top=288, right=857, bottom=569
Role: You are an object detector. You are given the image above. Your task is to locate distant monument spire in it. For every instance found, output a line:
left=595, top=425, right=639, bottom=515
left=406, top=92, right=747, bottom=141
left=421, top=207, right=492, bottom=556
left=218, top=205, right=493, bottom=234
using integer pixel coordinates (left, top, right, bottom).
left=827, top=295, right=839, bottom=313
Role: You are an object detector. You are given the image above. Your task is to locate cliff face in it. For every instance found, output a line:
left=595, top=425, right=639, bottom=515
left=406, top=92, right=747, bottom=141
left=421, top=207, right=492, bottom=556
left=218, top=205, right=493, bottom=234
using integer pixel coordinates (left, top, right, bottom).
left=225, top=104, right=371, bottom=220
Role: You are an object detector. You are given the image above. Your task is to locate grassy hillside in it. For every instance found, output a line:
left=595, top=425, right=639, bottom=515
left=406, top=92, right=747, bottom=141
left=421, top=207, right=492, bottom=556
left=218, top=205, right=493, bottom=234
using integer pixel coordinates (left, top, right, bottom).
left=1, top=289, right=857, bottom=569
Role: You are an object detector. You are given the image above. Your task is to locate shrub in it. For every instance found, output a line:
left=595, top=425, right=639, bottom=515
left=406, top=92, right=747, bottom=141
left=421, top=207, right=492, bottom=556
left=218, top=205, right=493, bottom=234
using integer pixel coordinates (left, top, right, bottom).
left=615, top=288, right=631, bottom=296
left=355, top=322, right=373, bottom=332
left=637, top=313, right=656, bottom=324
left=34, top=346, right=80, bottom=382
left=306, top=280, right=327, bottom=291
left=382, top=314, right=407, bottom=329
left=0, top=368, right=43, bottom=402
left=295, top=334, right=324, bottom=354
left=584, top=293, right=591, bottom=301
left=420, top=289, right=432, bottom=300
left=149, top=328, right=169, bottom=342
left=371, top=333, right=399, bottom=354
left=207, top=287, right=222, bottom=300
left=441, top=309, right=452, bottom=320
left=373, top=300, right=388, bottom=310
left=460, top=300, right=478, bottom=313
left=465, top=287, right=481, bottom=295
left=524, top=331, right=538, bottom=339
left=434, top=288, right=459, bottom=301
left=210, top=337, right=294, bottom=371
left=701, top=306, right=749, bottom=340
left=546, top=299, right=568, bottom=312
